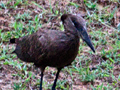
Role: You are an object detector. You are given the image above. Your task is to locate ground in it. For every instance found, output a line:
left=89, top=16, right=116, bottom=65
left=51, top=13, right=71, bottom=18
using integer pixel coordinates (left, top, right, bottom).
left=0, top=0, right=120, bottom=90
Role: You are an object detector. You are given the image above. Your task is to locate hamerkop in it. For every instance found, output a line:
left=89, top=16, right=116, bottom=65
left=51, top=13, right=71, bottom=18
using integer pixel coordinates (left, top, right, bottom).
left=10, top=14, right=95, bottom=90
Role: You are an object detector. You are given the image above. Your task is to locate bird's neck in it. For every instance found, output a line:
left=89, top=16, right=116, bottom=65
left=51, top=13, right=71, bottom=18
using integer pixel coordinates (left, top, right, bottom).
left=64, top=26, right=80, bottom=39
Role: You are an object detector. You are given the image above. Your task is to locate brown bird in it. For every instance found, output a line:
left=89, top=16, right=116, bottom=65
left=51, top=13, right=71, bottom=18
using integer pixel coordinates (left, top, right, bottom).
left=10, top=14, right=95, bottom=90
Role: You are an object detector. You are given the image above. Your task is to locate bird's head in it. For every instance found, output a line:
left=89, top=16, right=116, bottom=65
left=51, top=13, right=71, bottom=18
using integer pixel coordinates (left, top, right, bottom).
left=61, top=14, right=95, bottom=53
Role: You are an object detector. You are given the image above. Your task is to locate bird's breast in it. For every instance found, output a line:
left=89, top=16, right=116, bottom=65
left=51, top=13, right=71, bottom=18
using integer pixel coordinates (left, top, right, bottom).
left=43, top=38, right=80, bottom=68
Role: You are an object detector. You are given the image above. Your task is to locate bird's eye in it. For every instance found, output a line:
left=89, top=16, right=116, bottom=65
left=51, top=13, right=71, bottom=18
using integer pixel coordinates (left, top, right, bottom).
left=72, top=20, right=79, bottom=29
left=72, top=19, right=84, bottom=31
left=72, top=20, right=77, bottom=26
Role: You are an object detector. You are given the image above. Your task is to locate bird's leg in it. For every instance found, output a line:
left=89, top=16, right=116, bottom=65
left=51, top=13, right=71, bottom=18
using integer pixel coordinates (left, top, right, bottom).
left=39, top=67, right=45, bottom=90
left=52, top=68, right=62, bottom=90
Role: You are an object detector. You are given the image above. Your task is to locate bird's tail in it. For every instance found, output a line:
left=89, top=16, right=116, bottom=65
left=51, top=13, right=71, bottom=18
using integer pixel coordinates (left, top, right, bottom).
left=10, top=38, right=17, bottom=54
left=10, top=38, right=16, bottom=43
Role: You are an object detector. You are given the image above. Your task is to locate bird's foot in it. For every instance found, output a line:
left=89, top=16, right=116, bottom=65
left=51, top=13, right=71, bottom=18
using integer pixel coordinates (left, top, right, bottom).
left=39, top=87, right=42, bottom=90
left=52, top=87, right=56, bottom=90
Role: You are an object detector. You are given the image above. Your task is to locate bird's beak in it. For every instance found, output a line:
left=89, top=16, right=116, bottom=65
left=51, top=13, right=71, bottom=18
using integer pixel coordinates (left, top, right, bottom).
left=79, top=27, right=95, bottom=53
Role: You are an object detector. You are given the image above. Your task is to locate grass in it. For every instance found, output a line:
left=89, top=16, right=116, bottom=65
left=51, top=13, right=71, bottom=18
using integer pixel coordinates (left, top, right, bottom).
left=0, top=0, right=120, bottom=90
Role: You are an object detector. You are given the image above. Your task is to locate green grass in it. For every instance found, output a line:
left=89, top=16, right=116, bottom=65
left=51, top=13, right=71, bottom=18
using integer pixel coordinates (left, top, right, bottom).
left=0, top=0, right=120, bottom=90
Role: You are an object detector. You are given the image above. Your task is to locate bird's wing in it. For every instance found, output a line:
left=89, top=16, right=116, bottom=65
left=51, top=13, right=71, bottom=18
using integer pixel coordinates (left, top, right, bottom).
left=37, top=30, right=71, bottom=58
